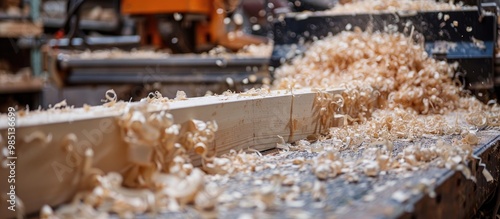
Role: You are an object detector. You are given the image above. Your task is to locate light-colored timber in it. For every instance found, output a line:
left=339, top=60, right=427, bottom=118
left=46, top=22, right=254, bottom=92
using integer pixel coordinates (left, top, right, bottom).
left=0, top=88, right=343, bottom=216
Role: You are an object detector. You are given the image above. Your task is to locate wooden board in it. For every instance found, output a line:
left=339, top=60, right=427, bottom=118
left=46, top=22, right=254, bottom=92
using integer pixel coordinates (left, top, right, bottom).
left=0, top=88, right=343, bottom=216
left=0, top=21, right=42, bottom=37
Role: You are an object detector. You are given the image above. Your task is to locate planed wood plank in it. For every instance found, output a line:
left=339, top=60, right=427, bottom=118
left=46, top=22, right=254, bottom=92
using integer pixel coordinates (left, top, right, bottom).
left=0, top=88, right=343, bottom=216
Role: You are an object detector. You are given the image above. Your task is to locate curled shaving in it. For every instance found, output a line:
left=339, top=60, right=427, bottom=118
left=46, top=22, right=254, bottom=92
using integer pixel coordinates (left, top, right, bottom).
left=313, top=91, right=342, bottom=134
left=143, top=91, right=169, bottom=104
left=52, top=100, right=68, bottom=110
left=23, top=131, right=53, bottom=145
left=59, top=134, right=102, bottom=188
left=102, top=89, right=117, bottom=107
left=313, top=149, right=344, bottom=180
left=471, top=154, right=494, bottom=182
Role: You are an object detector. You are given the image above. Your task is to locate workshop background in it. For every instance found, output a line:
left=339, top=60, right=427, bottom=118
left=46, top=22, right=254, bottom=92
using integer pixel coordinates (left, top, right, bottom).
left=1, top=0, right=499, bottom=112
left=0, top=0, right=342, bottom=112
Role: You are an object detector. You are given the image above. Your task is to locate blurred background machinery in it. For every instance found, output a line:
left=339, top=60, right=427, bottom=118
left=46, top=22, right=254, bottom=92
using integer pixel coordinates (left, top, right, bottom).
left=0, top=0, right=500, bottom=112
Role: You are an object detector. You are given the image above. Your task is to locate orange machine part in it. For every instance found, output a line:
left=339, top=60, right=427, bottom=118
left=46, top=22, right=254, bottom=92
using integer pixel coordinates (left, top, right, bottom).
left=121, top=0, right=261, bottom=51
left=121, top=0, right=212, bottom=15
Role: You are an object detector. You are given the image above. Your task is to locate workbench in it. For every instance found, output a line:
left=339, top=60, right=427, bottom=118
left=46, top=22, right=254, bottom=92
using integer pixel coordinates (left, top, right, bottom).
left=136, top=130, right=500, bottom=219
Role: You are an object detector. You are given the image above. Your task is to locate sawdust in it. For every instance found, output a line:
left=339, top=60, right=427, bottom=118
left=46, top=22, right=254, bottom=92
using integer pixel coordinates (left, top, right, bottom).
left=324, top=0, right=463, bottom=14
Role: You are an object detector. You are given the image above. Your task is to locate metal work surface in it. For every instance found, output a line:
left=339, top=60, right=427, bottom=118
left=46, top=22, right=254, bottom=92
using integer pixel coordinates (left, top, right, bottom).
left=124, top=130, right=500, bottom=219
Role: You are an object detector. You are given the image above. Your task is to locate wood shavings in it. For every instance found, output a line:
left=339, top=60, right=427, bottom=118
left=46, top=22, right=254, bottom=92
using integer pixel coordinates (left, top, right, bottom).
left=118, top=104, right=161, bottom=166
left=391, top=190, right=410, bottom=203
left=39, top=98, right=222, bottom=217
left=79, top=172, right=151, bottom=216
left=142, top=91, right=169, bottom=104
left=159, top=168, right=206, bottom=207
left=23, top=131, right=52, bottom=144
left=345, top=172, right=359, bottom=183
left=276, top=135, right=291, bottom=151
left=236, top=43, right=273, bottom=58
left=52, top=100, right=68, bottom=109
left=313, top=91, right=342, bottom=134
left=482, top=168, right=494, bottom=182
left=203, top=150, right=269, bottom=175
left=40, top=205, right=54, bottom=219
left=472, top=37, right=486, bottom=50
left=274, top=31, right=499, bottom=187
left=292, top=157, right=305, bottom=165
left=275, top=31, right=461, bottom=117
left=249, top=185, right=278, bottom=211
left=313, top=150, right=344, bottom=180
left=238, top=88, right=271, bottom=97
left=83, top=104, right=91, bottom=112
left=312, top=180, right=326, bottom=201
left=363, top=161, right=380, bottom=177
left=62, top=133, right=78, bottom=152
left=175, top=91, right=188, bottom=101
left=194, top=182, right=222, bottom=211
left=40, top=202, right=108, bottom=219
left=411, top=178, right=436, bottom=198
left=471, top=154, right=494, bottom=183
left=202, top=157, right=232, bottom=175
left=462, top=131, right=479, bottom=145
left=102, top=89, right=117, bottom=107
left=466, top=112, right=488, bottom=128
left=324, top=0, right=462, bottom=15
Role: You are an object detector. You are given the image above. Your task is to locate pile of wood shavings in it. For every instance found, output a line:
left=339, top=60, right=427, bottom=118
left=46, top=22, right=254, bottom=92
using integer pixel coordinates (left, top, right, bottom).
left=274, top=31, right=462, bottom=118
left=273, top=30, right=499, bottom=194
left=325, top=0, right=463, bottom=14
